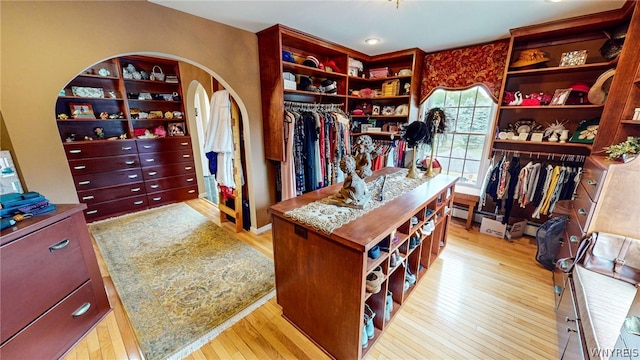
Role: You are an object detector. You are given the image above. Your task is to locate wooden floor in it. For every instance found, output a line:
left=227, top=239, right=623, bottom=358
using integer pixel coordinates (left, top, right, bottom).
left=63, top=199, right=558, bottom=360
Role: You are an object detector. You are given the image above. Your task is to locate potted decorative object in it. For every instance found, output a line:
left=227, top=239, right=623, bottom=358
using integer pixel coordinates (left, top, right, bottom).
left=604, top=136, right=640, bottom=162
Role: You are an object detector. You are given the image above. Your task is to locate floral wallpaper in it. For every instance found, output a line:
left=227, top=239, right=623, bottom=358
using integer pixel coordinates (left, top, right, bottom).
left=420, top=39, right=510, bottom=102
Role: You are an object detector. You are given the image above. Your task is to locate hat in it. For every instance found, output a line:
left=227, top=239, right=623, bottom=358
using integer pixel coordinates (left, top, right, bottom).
left=510, top=49, right=550, bottom=68
left=297, top=76, right=316, bottom=92
left=324, top=60, right=340, bottom=73
left=302, top=55, right=319, bottom=68
left=282, top=50, right=295, bottom=63
left=319, top=79, right=337, bottom=94
left=588, top=69, right=615, bottom=105
left=570, top=82, right=590, bottom=94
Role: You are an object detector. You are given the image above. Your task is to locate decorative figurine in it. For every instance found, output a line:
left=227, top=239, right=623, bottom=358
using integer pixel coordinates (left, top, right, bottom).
left=328, top=155, right=371, bottom=209
left=100, top=112, right=109, bottom=119
left=94, top=127, right=105, bottom=139
left=353, top=135, right=379, bottom=179
left=57, top=113, right=69, bottom=120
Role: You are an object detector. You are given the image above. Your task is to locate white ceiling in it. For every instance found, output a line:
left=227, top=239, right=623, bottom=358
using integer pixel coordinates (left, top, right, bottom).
left=150, top=0, right=625, bottom=55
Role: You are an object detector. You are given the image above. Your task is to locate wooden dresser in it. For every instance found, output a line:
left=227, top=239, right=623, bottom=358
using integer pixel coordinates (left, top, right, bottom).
left=0, top=204, right=110, bottom=359
left=270, top=168, right=457, bottom=359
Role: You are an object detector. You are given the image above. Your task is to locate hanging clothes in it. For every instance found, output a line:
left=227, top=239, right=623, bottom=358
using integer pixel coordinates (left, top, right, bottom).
left=204, top=90, right=236, bottom=188
left=280, top=111, right=297, bottom=200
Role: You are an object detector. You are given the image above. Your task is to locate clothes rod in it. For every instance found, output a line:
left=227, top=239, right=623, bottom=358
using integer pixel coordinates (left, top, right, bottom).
left=493, top=149, right=587, bottom=163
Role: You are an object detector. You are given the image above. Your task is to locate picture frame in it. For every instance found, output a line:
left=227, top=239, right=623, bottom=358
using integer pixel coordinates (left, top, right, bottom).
left=559, top=50, right=588, bottom=67
left=550, top=88, right=572, bottom=106
left=168, top=122, right=186, bottom=136
left=0, top=150, right=24, bottom=195
left=372, top=105, right=380, bottom=116
left=69, top=102, right=96, bottom=119
left=530, top=133, right=544, bottom=142
left=360, top=123, right=372, bottom=133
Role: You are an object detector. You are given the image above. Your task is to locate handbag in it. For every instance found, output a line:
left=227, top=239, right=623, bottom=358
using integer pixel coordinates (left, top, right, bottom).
left=560, top=232, right=640, bottom=285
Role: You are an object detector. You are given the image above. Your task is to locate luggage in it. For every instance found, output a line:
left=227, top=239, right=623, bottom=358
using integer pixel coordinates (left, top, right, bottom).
left=535, top=215, right=568, bottom=270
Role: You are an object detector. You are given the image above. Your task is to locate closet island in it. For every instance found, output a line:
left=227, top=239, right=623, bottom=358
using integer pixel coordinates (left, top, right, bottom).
left=269, top=168, right=457, bottom=359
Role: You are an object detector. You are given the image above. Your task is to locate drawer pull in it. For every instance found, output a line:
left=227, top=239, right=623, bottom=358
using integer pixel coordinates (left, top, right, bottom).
left=570, top=235, right=579, bottom=243
left=185, top=166, right=192, bottom=170
left=72, top=302, right=92, bottom=318
left=78, top=180, right=91, bottom=185
left=125, top=160, right=135, bottom=165
left=182, top=154, right=191, bottom=158
left=82, top=195, right=95, bottom=200
left=578, top=208, right=587, bottom=216
left=122, top=146, right=132, bottom=151
left=567, top=328, right=577, bottom=333
left=186, top=178, right=194, bottom=182
left=152, top=197, right=162, bottom=201
left=565, top=317, right=576, bottom=323
left=181, top=142, right=189, bottom=146
left=150, top=184, right=160, bottom=189
left=587, top=179, right=597, bottom=186
left=146, top=158, right=155, bottom=162
left=148, top=171, right=158, bottom=176
left=134, top=200, right=144, bottom=205
left=49, top=239, right=70, bottom=252
left=74, top=165, right=86, bottom=170
left=128, top=174, right=138, bottom=179
left=86, top=210, right=98, bottom=215
left=69, top=149, right=82, bottom=154
left=188, top=190, right=196, bottom=194
left=131, top=187, right=141, bottom=192
left=143, top=145, right=152, bottom=149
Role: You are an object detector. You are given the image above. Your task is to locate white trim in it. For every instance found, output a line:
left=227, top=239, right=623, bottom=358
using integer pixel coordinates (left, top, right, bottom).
left=251, top=223, right=272, bottom=235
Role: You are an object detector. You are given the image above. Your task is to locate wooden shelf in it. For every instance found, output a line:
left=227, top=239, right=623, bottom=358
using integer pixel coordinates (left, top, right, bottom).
left=350, top=115, right=406, bottom=119
left=56, top=118, right=128, bottom=122
left=282, top=62, right=347, bottom=79
left=621, top=120, right=640, bottom=125
left=348, top=95, right=410, bottom=100
left=283, top=89, right=345, bottom=98
left=500, top=104, right=604, bottom=110
left=58, top=96, right=124, bottom=101
left=348, top=75, right=412, bottom=82
left=493, top=139, right=592, bottom=148
left=506, top=60, right=616, bottom=76
left=351, top=131, right=400, bottom=137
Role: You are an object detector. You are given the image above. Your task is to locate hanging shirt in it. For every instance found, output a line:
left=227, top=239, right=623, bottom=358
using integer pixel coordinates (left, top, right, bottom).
left=204, top=90, right=236, bottom=188
left=281, top=111, right=297, bottom=201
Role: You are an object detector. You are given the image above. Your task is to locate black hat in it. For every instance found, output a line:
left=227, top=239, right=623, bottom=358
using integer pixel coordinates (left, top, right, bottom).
left=320, top=79, right=337, bottom=94
left=402, top=121, right=427, bottom=148
left=297, top=76, right=316, bottom=92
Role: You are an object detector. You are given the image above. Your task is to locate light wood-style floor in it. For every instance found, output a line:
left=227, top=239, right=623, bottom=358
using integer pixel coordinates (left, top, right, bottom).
left=63, top=199, right=558, bottom=360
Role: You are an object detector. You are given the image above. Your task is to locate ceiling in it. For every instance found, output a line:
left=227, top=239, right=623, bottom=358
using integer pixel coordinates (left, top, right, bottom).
left=150, top=0, right=626, bottom=55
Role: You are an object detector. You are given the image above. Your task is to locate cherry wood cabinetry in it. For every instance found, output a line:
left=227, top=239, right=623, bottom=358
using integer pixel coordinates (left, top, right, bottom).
left=0, top=204, right=110, bottom=359
left=257, top=24, right=424, bottom=161
left=492, top=1, right=638, bottom=157
left=270, top=168, right=457, bottom=359
left=56, top=56, right=197, bottom=222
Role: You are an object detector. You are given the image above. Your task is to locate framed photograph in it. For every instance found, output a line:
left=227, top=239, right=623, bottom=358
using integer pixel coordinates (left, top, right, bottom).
left=530, top=133, right=544, bottom=142
left=360, top=123, right=372, bottom=133
left=0, top=150, right=24, bottom=195
left=559, top=50, right=588, bottom=67
left=168, top=122, right=186, bottom=136
left=372, top=105, right=380, bottom=116
left=69, top=103, right=96, bottom=119
left=550, top=88, right=572, bottom=106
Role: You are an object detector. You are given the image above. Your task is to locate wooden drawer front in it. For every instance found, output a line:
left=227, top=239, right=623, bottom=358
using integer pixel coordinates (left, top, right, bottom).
left=77, top=182, right=145, bottom=204
left=146, top=174, right=197, bottom=193
left=573, top=185, right=596, bottom=234
left=1, top=217, right=89, bottom=342
left=138, top=150, right=194, bottom=167
left=0, top=281, right=101, bottom=360
left=565, top=212, right=586, bottom=257
left=68, top=154, right=140, bottom=175
left=142, top=163, right=195, bottom=180
left=84, top=195, right=148, bottom=221
left=580, top=158, right=607, bottom=201
left=63, top=140, right=137, bottom=159
left=136, top=137, right=192, bottom=153
left=74, top=169, right=143, bottom=190
left=147, top=185, right=198, bottom=207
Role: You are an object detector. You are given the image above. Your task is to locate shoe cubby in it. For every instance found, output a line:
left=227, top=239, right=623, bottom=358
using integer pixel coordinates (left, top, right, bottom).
left=270, top=168, right=457, bottom=359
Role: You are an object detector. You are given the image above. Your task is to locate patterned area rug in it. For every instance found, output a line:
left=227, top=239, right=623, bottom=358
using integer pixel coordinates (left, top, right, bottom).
left=89, top=203, right=275, bottom=360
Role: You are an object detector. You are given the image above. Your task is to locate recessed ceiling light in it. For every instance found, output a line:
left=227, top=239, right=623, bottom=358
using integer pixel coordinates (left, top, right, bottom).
left=365, top=38, right=380, bottom=45
left=547, top=0, right=563, bottom=2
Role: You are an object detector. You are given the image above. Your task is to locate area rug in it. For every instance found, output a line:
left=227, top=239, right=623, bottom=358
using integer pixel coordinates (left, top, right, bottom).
left=89, top=203, right=275, bottom=360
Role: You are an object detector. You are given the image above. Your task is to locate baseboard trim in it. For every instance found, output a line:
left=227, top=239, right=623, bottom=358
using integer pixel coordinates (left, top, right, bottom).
left=251, top=223, right=272, bottom=235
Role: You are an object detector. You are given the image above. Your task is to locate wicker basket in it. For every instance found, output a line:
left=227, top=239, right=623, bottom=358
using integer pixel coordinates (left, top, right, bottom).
left=382, top=79, right=400, bottom=96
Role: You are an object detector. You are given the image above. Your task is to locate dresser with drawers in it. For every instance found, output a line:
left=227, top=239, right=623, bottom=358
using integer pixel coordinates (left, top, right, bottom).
left=0, top=204, right=110, bottom=359
left=63, top=137, right=198, bottom=222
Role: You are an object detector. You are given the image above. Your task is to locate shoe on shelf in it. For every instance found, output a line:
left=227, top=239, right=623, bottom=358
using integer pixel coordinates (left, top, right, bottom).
left=390, top=252, right=397, bottom=268
left=364, top=304, right=375, bottom=339
left=385, top=291, right=393, bottom=321
left=404, top=280, right=410, bottom=293
left=362, top=324, right=368, bottom=348
left=425, top=208, right=434, bottom=217
left=411, top=216, right=419, bottom=226
left=368, top=245, right=381, bottom=259
left=366, top=266, right=384, bottom=294
left=406, top=268, right=416, bottom=285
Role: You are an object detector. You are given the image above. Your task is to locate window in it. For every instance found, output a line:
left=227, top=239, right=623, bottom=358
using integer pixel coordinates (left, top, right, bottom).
left=419, top=86, right=497, bottom=189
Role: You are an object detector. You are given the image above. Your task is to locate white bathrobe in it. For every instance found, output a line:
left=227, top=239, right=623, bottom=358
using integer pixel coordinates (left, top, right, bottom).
left=204, top=90, right=235, bottom=188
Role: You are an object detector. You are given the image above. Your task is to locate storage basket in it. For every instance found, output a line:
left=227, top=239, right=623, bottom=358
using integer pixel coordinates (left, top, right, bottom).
left=369, top=67, right=389, bottom=79
left=382, top=79, right=400, bottom=96
left=151, top=65, right=165, bottom=81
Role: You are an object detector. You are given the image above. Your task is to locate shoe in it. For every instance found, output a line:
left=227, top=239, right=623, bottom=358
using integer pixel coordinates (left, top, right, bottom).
left=404, top=280, right=410, bottom=293
left=406, top=268, right=416, bottom=285
left=364, top=304, right=375, bottom=339
left=385, top=291, right=393, bottom=321
left=425, top=208, right=434, bottom=217
left=390, top=252, right=397, bottom=268
left=368, top=245, right=381, bottom=259
left=362, top=324, right=368, bottom=348
left=411, top=216, right=418, bottom=226
left=366, top=266, right=384, bottom=294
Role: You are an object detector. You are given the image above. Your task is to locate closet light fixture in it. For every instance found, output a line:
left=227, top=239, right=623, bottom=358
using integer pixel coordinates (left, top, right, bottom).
left=365, top=38, right=380, bottom=45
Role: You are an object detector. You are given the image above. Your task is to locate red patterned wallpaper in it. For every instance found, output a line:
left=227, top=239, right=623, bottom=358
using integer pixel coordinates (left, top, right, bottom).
left=420, top=39, right=510, bottom=102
